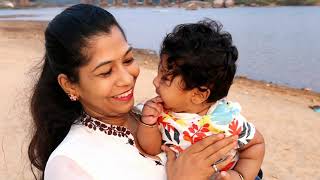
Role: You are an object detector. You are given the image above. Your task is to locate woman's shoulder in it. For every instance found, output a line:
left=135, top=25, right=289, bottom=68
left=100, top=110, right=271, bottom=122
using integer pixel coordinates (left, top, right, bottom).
left=45, top=123, right=127, bottom=178
left=45, top=155, right=94, bottom=180
left=45, top=124, right=97, bottom=179
left=46, top=122, right=166, bottom=180
left=47, top=124, right=92, bottom=162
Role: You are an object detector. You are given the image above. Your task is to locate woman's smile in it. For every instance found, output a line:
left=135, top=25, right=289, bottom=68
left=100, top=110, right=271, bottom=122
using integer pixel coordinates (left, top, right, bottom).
left=112, top=88, right=134, bottom=101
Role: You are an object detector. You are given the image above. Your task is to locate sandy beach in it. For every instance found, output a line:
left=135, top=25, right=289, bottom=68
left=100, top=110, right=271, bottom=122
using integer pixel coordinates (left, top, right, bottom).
left=0, top=21, right=319, bottom=180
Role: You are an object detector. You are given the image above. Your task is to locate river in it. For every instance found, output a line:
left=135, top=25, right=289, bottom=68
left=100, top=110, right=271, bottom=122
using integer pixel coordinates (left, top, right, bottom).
left=0, top=6, right=319, bottom=92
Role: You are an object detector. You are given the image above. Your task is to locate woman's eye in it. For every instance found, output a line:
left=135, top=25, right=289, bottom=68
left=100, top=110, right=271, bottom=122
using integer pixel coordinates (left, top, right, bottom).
left=124, top=58, right=134, bottom=65
left=100, top=70, right=112, bottom=77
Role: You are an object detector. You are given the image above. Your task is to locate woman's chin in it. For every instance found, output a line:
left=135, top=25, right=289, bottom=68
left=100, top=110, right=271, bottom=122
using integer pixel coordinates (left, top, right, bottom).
left=114, top=98, right=135, bottom=113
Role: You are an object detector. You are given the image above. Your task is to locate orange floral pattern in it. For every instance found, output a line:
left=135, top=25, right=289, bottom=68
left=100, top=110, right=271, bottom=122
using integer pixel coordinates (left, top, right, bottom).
left=158, top=100, right=256, bottom=171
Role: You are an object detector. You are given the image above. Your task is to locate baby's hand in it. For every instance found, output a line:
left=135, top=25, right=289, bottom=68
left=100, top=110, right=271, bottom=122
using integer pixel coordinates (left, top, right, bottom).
left=142, top=96, right=164, bottom=125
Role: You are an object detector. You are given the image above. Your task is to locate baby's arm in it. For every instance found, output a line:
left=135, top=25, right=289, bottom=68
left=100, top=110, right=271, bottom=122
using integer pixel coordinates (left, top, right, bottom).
left=136, top=97, right=163, bottom=156
left=230, top=129, right=265, bottom=180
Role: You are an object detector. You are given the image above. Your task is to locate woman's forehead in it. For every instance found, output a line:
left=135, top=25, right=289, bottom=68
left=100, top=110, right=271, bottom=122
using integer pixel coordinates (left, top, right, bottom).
left=85, top=28, right=130, bottom=65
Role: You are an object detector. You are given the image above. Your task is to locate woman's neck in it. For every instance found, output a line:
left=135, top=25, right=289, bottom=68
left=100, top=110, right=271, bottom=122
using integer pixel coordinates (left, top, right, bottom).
left=83, top=108, right=130, bottom=127
left=99, top=114, right=130, bottom=127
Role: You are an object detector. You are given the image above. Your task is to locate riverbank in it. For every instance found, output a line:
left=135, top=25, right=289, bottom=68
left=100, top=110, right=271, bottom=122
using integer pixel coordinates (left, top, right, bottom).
left=1, top=0, right=320, bottom=9
left=0, top=20, right=320, bottom=180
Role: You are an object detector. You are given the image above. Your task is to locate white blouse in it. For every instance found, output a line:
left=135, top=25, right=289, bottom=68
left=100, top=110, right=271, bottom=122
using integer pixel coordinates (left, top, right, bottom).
left=44, top=114, right=166, bottom=180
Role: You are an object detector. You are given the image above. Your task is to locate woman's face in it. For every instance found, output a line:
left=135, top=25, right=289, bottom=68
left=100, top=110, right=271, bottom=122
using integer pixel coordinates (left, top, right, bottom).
left=75, top=26, right=140, bottom=118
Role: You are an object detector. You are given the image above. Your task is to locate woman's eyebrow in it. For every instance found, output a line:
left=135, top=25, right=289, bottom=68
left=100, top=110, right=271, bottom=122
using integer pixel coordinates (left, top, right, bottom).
left=123, top=46, right=133, bottom=57
left=92, top=46, right=132, bottom=72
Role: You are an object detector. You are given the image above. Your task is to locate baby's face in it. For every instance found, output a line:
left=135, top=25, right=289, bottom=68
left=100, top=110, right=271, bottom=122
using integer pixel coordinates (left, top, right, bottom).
left=153, top=57, right=193, bottom=113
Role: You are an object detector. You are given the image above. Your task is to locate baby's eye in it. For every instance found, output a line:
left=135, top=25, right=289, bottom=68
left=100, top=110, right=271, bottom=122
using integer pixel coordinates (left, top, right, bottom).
left=160, top=74, right=173, bottom=84
left=161, top=76, right=169, bottom=81
left=159, top=68, right=166, bottom=74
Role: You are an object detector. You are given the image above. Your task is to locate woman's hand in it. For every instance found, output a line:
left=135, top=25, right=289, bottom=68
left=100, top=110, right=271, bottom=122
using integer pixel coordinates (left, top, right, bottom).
left=163, top=134, right=238, bottom=180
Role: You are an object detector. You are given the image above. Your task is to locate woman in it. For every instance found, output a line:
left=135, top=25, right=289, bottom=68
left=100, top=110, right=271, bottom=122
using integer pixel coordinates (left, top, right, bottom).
left=28, top=4, right=237, bottom=180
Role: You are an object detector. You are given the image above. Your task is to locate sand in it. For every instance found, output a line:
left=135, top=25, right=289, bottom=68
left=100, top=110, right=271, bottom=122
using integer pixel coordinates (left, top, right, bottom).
left=0, top=21, right=319, bottom=180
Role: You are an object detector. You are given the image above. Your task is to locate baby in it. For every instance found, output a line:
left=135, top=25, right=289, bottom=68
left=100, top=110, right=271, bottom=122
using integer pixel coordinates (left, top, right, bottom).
left=136, top=19, right=265, bottom=180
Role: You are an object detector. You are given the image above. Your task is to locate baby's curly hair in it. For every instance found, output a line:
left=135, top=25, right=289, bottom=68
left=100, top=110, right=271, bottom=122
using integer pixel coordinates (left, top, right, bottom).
left=160, top=19, right=238, bottom=102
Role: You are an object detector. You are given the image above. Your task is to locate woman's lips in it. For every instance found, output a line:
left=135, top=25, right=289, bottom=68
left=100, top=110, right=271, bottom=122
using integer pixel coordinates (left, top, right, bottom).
left=112, top=89, right=134, bottom=101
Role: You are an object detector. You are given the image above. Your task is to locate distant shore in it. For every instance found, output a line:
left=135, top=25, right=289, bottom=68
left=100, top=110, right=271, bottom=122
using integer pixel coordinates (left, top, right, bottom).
left=1, top=0, right=320, bottom=10
left=1, top=19, right=320, bottom=180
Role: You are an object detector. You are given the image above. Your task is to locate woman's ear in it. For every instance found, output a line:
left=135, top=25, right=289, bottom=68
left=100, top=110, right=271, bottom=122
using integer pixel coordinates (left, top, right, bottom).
left=57, top=74, right=79, bottom=98
left=190, top=86, right=210, bottom=105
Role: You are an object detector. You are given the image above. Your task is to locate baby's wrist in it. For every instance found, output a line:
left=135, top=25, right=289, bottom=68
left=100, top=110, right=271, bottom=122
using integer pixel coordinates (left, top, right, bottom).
left=140, top=118, right=158, bottom=128
left=141, top=116, right=157, bottom=124
left=233, top=171, right=244, bottom=180
left=226, top=170, right=245, bottom=180
left=235, top=171, right=245, bottom=180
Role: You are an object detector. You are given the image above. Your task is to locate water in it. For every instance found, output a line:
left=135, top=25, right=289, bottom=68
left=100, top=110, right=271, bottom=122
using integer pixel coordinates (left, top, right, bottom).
left=0, top=6, right=319, bottom=92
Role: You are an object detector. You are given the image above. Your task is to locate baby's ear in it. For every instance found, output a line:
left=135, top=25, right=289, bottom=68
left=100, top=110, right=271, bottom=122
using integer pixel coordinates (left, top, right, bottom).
left=191, top=86, right=210, bottom=105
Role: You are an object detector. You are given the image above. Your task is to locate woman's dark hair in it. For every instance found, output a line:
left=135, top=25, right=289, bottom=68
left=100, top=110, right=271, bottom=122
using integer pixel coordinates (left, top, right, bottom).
left=160, top=19, right=238, bottom=102
left=28, top=4, right=125, bottom=179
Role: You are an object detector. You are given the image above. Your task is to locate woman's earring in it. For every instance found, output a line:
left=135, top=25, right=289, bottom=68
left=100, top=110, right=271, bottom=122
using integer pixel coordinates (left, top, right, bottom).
left=68, top=93, right=78, bottom=101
